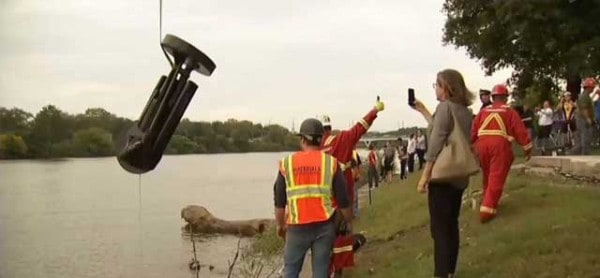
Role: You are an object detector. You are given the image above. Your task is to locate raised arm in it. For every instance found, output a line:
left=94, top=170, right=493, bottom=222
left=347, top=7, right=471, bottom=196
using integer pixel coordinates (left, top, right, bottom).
left=335, top=108, right=380, bottom=147
left=412, top=99, right=433, bottom=125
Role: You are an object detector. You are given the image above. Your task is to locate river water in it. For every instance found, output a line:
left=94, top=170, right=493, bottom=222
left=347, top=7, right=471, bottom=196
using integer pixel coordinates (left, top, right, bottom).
left=0, top=153, right=297, bottom=278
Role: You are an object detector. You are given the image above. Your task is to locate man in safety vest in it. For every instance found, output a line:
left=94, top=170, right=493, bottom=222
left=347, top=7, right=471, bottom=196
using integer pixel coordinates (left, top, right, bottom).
left=320, top=98, right=384, bottom=217
left=273, top=118, right=352, bottom=278
left=472, top=84, right=532, bottom=223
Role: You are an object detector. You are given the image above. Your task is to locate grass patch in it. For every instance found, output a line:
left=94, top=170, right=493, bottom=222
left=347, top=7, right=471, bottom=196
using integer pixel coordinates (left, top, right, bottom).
left=250, top=227, right=284, bottom=257
left=348, top=171, right=600, bottom=277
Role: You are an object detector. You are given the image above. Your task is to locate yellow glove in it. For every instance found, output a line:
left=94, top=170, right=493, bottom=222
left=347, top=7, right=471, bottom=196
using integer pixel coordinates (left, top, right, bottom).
left=374, top=100, right=385, bottom=112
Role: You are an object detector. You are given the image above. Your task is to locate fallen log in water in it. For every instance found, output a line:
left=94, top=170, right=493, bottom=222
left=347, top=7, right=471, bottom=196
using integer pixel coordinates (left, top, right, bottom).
left=180, top=205, right=276, bottom=237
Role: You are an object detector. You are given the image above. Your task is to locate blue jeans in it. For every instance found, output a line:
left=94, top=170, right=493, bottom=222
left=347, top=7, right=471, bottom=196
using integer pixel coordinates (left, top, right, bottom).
left=283, top=221, right=336, bottom=278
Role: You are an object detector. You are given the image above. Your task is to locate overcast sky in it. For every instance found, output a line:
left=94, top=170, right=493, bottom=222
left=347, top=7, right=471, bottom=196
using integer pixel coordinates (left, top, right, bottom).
left=0, top=0, right=512, bottom=131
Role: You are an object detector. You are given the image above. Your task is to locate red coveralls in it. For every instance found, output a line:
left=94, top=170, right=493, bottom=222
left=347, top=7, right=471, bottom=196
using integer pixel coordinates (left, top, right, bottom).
left=321, top=109, right=379, bottom=208
left=471, top=102, right=532, bottom=220
left=328, top=235, right=355, bottom=276
left=321, top=109, right=378, bottom=274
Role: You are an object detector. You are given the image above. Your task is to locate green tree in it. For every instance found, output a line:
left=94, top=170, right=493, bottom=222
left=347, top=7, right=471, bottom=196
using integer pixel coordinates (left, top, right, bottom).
left=0, top=134, right=28, bottom=158
left=0, top=104, right=304, bottom=158
left=30, top=105, right=74, bottom=144
left=166, top=135, right=199, bottom=154
left=72, top=127, right=114, bottom=156
left=266, top=125, right=288, bottom=145
left=0, top=107, right=32, bottom=135
left=231, top=121, right=253, bottom=152
left=74, top=108, right=133, bottom=141
left=442, top=0, right=600, bottom=100
left=26, top=105, right=75, bottom=157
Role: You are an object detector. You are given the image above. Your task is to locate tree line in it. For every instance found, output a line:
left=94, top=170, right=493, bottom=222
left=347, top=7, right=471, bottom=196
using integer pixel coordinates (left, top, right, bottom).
left=442, top=0, right=600, bottom=103
left=0, top=105, right=303, bottom=159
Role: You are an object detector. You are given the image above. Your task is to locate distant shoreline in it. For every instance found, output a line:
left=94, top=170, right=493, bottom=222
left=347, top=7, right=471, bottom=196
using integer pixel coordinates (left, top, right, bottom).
left=0, top=150, right=299, bottom=161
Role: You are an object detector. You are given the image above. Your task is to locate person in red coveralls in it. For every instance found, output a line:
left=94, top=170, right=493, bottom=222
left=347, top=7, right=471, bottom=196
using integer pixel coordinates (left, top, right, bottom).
left=320, top=98, right=384, bottom=277
left=320, top=97, right=385, bottom=216
left=472, top=84, right=532, bottom=223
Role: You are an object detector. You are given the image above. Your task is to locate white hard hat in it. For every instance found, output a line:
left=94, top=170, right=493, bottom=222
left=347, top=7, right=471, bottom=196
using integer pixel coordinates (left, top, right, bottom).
left=320, top=115, right=331, bottom=127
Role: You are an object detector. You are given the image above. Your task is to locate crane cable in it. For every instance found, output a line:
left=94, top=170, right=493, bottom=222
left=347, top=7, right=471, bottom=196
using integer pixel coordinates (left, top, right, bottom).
left=160, top=0, right=174, bottom=67
left=159, top=3, right=199, bottom=276
left=137, top=174, right=144, bottom=270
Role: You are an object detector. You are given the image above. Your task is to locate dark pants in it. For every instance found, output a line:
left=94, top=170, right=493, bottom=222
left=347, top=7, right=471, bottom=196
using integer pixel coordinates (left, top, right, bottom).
left=400, top=159, right=407, bottom=179
left=536, top=125, right=552, bottom=152
left=408, top=152, right=415, bottom=172
left=368, top=165, right=379, bottom=188
left=383, top=157, right=394, bottom=176
left=416, top=149, right=426, bottom=170
left=595, top=122, right=600, bottom=146
left=428, top=183, right=465, bottom=277
left=571, top=116, right=593, bottom=155
left=284, top=221, right=336, bottom=278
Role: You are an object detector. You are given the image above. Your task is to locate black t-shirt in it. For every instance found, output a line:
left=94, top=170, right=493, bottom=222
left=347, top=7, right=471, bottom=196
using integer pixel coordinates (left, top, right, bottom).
left=480, top=101, right=492, bottom=112
left=514, top=105, right=534, bottom=128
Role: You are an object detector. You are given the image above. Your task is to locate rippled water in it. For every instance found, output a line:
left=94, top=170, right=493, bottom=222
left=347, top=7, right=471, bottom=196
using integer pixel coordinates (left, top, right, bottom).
left=0, top=153, right=291, bottom=278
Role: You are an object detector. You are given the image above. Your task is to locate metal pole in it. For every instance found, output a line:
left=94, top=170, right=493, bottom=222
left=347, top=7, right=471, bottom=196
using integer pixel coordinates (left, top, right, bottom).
left=368, top=184, right=372, bottom=205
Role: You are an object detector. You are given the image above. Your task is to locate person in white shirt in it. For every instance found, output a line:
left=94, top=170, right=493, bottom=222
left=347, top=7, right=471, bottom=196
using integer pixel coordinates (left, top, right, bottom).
left=536, top=100, right=554, bottom=153
left=407, top=133, right=417, bottom=172
left=377, top=146, right=385, bottom=181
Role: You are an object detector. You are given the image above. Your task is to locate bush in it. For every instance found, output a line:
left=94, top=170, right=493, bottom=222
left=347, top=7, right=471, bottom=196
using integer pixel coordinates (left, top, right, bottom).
left=0, top=134, right=28, bottom=158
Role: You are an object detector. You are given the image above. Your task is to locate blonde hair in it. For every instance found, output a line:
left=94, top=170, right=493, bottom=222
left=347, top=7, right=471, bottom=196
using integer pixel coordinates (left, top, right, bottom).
left=437, top=69, right=475, bottom=107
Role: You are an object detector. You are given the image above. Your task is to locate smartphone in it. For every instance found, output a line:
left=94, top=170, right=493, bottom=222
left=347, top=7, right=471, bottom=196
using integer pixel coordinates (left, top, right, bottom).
left=408, top=88, right=415, bottom=106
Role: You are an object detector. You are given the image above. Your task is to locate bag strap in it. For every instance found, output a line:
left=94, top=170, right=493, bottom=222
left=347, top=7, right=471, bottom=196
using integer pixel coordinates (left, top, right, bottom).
left=446, top=102, right=469, bottom=140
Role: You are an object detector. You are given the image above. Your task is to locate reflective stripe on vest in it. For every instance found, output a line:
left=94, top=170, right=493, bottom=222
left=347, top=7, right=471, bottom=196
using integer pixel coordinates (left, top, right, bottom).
left=283, top=152, right=335, bottom=225
left=477, top=112, right=512, bottom=140
left=322, top=135, right=351, bottom=172
left=323, top=135, right=336, bottom=148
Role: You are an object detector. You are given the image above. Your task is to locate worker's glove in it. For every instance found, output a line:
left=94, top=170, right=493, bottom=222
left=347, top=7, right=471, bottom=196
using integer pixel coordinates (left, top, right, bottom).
left=338, top=221, right=351, bottom=235
left=374, top=100, right=385, bottom=112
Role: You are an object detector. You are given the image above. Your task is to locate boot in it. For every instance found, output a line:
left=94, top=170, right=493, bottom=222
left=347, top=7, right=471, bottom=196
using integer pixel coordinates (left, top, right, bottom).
left=480, top=212, right=496, bottom=223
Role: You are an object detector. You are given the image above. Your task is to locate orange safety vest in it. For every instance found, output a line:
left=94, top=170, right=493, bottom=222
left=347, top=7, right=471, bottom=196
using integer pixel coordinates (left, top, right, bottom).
left=280, top=151, right=337, bottom=225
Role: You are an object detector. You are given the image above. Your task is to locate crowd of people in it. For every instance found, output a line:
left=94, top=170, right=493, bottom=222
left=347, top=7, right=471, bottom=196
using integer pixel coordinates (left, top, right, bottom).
left=363, top=132, right=428, bottom=191
left=272, top=72, right=598, bottom=278
left=487, top=77, right=600, bottom=156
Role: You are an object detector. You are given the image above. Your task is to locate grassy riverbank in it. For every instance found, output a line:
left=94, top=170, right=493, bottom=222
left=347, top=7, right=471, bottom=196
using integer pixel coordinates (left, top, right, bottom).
left=348, top=171, right=600, bottom=277
left=249, top=165, right=600, bottom=277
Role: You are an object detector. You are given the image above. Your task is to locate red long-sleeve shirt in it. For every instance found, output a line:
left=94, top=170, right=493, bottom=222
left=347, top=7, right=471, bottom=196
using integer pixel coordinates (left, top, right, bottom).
left=471, top=102, right=532, bottom=151
left=321, top=109, right=379, bottom=203
left=368, top=150, right=377, bottom=167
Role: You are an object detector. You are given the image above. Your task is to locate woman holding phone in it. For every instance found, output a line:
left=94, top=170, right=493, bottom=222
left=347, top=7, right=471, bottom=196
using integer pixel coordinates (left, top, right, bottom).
left=410, top=69, right=475, bottom=278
